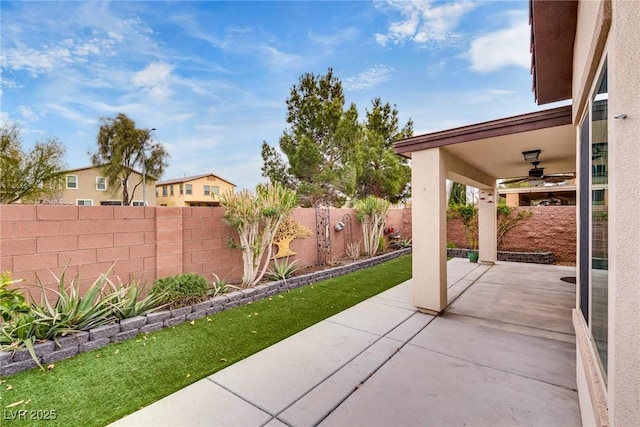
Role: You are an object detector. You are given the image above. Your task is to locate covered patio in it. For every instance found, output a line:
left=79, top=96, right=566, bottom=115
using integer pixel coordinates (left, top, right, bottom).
left=111, top=258, right=580, bottom=426
left=394, top=105, right=575, bottom=315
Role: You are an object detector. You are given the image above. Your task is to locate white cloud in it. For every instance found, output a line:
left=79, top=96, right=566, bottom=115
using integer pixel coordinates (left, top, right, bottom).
left=17, top=106, right=38, bottom=122
left=374, top=0, right=475, bottom=47
left=259, top=46, right=302, bottom=72
left=468, top=13, right=530, bottom=73
left=308, top=28, right=358, bottom=47
left=132, top=62, right=175, bottom=101
left=344, top=65, right=393, bottom=91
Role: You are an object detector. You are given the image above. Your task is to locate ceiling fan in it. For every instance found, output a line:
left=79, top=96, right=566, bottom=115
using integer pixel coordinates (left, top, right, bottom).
left=500, top=150, right=575, bottom=185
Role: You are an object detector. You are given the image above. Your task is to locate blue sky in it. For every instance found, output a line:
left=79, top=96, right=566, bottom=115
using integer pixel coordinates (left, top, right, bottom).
left=1, top=0, right=564, bottom=190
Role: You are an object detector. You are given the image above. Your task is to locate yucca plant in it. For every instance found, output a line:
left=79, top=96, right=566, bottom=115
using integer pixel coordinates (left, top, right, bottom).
left=221, top=183, right=298, bottom=287
left=267, top=257, right=300, bottom=281
left=354, top=196, right=391, bottom=257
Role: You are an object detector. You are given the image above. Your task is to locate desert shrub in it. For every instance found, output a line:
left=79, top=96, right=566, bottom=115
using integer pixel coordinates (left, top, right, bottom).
left=346, top=241, right=361, bottom=260
left=151, top=273, right=209, bottom=308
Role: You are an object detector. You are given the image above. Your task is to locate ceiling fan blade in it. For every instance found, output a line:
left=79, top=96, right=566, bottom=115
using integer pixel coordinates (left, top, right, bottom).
left=541, top=175, right=575, bottom=183
left=544, top=172, right=576, bottom=178
left=500, top=177, right=529, bottom=185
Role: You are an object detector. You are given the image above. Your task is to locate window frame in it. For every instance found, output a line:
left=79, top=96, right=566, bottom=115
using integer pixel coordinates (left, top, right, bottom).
left=76, top=199, right=93, bottom=206
left=186, top=184, right=193, bottom=195
left=66, top=175, right=78, bottom=189
left=96, top=176, right=107, bottom=191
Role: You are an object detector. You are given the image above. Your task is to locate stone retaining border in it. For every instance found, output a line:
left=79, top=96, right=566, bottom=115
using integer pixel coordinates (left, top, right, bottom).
left=447, top=248, right=556, bottom=264
left=0, top=248, right=412, bottom=377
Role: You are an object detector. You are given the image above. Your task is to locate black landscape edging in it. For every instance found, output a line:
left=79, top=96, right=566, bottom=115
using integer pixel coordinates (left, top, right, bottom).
left=0, top=247, right=412, bottom=377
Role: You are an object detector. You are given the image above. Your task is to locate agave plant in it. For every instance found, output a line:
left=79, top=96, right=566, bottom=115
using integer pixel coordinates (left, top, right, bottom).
left=209, top=273, right=240, bottom=297
left=267, top=257, right=300, bottom=281
left=0, top=312, right=49, bottom=370
left=28, top=268, right=122, bottom=338
left=108, top=279, right=167, bottom=319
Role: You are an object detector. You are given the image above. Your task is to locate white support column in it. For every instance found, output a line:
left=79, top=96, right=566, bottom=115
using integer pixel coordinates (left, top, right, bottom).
left=411, top=148, right=448, bottom=315
left=478, top=187, right=497, bottom=264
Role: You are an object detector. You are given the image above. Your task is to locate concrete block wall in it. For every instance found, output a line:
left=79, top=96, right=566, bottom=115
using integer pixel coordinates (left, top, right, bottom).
left=447, top=206, right=576, bottom=263
left=0, top=203, right=574, bottom=296
left=1, top=205, right=408, bottom=295
left=0, top=205, right=157, bottom=295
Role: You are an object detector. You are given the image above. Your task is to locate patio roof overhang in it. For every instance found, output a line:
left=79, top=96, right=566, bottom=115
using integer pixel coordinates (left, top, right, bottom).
left=394, top=105, right=575, bottom=182
left=530, top=0, right=578, bottom=105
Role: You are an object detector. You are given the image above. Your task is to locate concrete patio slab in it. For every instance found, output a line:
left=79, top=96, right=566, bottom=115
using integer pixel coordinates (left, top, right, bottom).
left=446, top=258, right=483, bottom=284
left=480, top=262, right=576, bottom=292
left=367, top=280, right=416, bottom=311
left=319, top=344, right=581, bottom=427
left=110, top=378, right=272, bottom=427
left=278, top=337, right=401, bottom=427
left=326, top=299, right=415, bottom=336
left=409, top=315, right=576, bottom=389
left=209, top=320, right=381, bottom=415
left=110, top=259, right=580, bottom=427
left=263, top=418, right=288, bottom=427
left=385, top=312, right=434, bottom=343
left=447, top=281, right=575, bottom=336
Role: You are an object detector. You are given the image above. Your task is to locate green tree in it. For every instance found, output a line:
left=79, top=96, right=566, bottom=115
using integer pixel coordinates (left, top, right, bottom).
left=262, top=68, right=360, bottom=207
left=449, top=181, right=467, bottom=206
left=354, top=98, right=413, bottom=203
left=0, top=123, right=66, bottom=204
left=90, top=114, right=169, bottom=206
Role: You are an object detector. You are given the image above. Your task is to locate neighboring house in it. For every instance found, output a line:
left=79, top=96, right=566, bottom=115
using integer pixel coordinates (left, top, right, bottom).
left=54, top=166, right=157, bottom=206
left=155, top=173, right=235, bottom=207
left=394, top=1, right=638, bottom=425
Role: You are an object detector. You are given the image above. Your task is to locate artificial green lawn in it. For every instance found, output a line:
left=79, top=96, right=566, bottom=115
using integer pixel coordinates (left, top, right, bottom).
left=1, top=255, right=411, bottom=427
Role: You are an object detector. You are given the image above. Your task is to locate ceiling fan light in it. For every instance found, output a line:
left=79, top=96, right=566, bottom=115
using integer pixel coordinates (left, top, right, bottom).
left=522, top=149, right=541, bottom=162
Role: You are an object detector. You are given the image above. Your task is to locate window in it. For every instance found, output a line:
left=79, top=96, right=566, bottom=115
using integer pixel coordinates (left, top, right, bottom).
left=579, top=57, right=608, bottom=381
left=204, top=185, right=210, bottom=196
left=162, top=186, right=168, bottom=197
left=186, top=184, right=192, bottom=195
left=590, top=62, right=608, bottom=377
left=132, top=201, right=145, bottom=206
left=170, top=185, right=174, bottom=196
left=179, top=184, right=183, bottom=195
left=212, top=186, right=219, bottom=195
left=76, top=199, right=93, bottom=206
left=155, top=188, right=159, bottom=197
left=100, top=200, right=123, bottom=206
left=95, top=176, right=107, bottom=191
left=66, top=175, right=78, bottom=189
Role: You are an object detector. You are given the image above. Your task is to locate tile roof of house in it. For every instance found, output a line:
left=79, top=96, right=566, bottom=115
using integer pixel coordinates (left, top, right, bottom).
left=156, top=173, right=235, bottom=187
